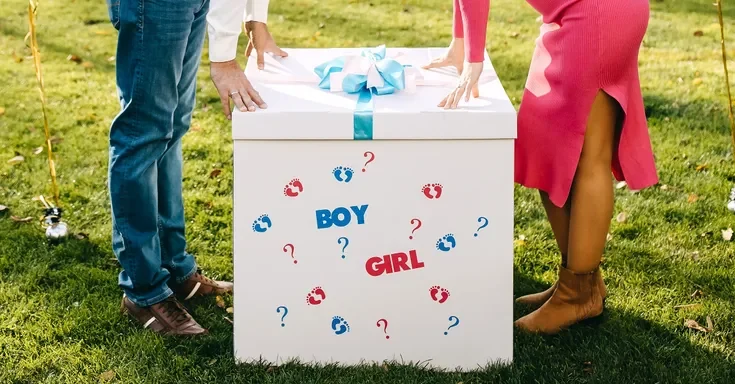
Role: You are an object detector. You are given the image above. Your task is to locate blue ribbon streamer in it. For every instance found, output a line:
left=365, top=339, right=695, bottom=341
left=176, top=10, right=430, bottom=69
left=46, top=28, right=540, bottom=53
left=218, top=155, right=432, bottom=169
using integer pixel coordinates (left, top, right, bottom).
left=314, top=46, right=407, bottom=140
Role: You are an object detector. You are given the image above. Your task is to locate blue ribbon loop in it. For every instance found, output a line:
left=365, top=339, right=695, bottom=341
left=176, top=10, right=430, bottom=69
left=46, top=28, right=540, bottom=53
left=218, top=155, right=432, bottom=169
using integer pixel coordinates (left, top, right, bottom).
left=314, top=46, right=407, bottom=140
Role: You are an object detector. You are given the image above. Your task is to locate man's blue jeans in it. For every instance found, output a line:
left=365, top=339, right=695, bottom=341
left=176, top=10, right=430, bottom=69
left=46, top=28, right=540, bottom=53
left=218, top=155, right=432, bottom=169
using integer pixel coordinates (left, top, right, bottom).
left=107, top=0, right=210, bottom=307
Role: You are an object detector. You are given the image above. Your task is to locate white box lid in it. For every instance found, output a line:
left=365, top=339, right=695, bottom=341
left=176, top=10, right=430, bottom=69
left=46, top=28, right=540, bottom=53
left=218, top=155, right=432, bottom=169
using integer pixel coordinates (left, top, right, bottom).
left=232, top=47, right=517, bottom=140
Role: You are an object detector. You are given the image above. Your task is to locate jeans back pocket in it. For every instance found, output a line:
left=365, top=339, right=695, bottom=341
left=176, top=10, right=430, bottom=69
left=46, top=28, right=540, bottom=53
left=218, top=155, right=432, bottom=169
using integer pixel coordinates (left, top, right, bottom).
left=106, top=0, right=121, bottom=30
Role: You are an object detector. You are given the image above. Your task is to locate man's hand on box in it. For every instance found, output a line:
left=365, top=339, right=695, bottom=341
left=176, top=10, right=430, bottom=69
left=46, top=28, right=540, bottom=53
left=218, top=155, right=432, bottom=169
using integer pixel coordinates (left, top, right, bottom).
left=210, top=60, right=267, bottom=119
left=245, top=21, right=288, bottom=70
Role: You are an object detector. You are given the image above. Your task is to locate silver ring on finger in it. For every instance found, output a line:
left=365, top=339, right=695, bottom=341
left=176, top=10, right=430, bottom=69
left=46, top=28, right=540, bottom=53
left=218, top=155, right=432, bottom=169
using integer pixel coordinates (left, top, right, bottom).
left=229, top=91, right=240, bottom=97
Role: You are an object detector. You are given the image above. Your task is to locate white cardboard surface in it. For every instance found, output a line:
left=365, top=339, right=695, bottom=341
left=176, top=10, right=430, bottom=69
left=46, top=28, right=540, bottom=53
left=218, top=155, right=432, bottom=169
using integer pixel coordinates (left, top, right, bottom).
left=233, top=140, right=514, bottom=370
left=232, top=47, right=515, bottom=371
left=232, top=47, right=517, bottom=140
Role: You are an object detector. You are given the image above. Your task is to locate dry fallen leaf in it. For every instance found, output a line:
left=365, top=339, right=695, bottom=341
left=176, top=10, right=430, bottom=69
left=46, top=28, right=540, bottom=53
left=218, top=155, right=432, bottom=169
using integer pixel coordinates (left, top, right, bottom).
left=695, top=163, right=708, bottom=171
left=0, top=205, right=7, bottom=212
left=684, top=319, right=711, bottom=333
left=50, top=136, right=63, bottom=145
left=7, top=155, right=24, bottom=165
left=99, top=370, right=115, bottom=382
left=208, top=359, right=217, bottom=366
left=224, top=316, right=234, bottom=324
left=616, top=212, right=627, bottom=223
left=660, top=184, right=669, bottom=190
left=0, top=107, right=5, bottom=116
left=687, top=194, right=698, bottom=203
left=706, top=316, right=713, bottom=330
left=510, top=32, right=520, bottom=38
left=215, top=295, right=225, bottom=308
left=67, top=54, right=82, bottom=63
left=582, top=361, right=594, bottom=374
left=606, top=233, right=613, bottom=241
left=11, top=216, right=33, bottom=223
left=226, top=307, right=234, bottom=314
left=616, top=181, right=628, bottom=190
left=722, top=228, right=733, bottom=241
left=692, top=78, right=703, bottom=86
left=209, top=169, right=222, bottom=178
left=691, top=289, right=703, bottom=298
left=75, top=233, right=89, bottom=240
left=674, top=303, right=701, bottom=310
left=82, top=61, right=94, bottom=69
left=107, top=56, right=115, bottom=62
left=33, top=147, right=43, bottom=155
left=693, top=30, right=704, bottom=37
left=94, top=30, right=112, bottom=36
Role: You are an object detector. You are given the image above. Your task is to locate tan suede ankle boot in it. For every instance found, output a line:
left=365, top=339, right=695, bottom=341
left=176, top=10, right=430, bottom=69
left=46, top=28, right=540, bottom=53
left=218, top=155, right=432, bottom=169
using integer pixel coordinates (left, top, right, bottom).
left=515, top=256, right=606, bottom=308
left=514, top=265, right=605, bottom=334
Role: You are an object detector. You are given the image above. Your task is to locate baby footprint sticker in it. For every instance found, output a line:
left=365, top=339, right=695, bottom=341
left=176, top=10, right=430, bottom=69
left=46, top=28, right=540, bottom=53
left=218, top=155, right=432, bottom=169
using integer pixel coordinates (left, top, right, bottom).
left=429, top=286, right=451, bottom=304
left=435, top=234, right=456, bottom=252
left=306, top=286, right=326, bottom=305
left=332, top=166, right=354, bottom=183
left=331, top=316, right=350, bottom=335
left=252, top=214, right=272, bottom=233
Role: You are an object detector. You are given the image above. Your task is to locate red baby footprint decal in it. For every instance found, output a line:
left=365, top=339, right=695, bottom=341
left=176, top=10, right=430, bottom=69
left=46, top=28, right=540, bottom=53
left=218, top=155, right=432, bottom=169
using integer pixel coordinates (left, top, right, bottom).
left=421, top=183, right=443, bottom=199
left=283, top=178, right=304, bottom=197
left=429, top=286, right=450, bottom=304
left=306, top=286, right=326, bottom=305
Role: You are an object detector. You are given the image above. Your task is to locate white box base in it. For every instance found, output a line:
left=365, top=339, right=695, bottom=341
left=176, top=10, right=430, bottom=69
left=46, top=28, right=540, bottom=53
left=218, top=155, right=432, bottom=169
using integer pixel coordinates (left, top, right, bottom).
left=233, top=140, right=514, bottom=370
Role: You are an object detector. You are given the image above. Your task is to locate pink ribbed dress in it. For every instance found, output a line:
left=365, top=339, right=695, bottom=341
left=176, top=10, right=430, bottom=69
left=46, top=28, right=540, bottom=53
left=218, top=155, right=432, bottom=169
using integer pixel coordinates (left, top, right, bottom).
left=454, top=0, right=659, bottom=207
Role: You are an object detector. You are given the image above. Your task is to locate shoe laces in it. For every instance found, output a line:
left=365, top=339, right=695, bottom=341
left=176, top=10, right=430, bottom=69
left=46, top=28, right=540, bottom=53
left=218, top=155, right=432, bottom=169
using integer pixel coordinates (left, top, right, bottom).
left=194, top=269, right=216, bottom=285
left=160, top=297, right=192, bottom=327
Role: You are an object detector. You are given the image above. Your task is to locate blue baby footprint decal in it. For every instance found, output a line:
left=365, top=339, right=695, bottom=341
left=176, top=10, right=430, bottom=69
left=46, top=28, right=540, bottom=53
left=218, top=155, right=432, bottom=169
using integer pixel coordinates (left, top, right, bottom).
left=252, top=214, right=272, bottom=233
left=331, top=316, right=350, bottom=335
left=332, top=166, right=354, bottom=183
left=435, top=233, right=457, bottom=252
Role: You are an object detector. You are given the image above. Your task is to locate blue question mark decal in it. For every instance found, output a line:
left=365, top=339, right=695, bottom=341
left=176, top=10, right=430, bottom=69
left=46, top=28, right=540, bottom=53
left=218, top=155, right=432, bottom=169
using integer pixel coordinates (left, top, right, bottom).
left=276, top=306, right=288, bottom=327
left=474, top=217, right=489, bottom=237
left=337, top=237, right=349, bottom=259
left=444, top=315, right=460, bottom=335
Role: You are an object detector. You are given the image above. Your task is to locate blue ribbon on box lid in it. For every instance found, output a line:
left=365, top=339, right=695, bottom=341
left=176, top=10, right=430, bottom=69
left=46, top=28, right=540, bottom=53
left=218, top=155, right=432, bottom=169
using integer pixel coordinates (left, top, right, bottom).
left=314, top=45, right=414, bottom=140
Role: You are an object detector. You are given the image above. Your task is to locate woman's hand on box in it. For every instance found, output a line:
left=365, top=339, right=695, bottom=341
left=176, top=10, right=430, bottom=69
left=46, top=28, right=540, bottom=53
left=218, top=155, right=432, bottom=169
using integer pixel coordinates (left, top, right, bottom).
left=438, top=61, right=483, bottom=109
left=210, top=60, right=267, bottom=119
left=245, top=21, right=288, bottom=70
left=422, top=38, right=465, bottom=75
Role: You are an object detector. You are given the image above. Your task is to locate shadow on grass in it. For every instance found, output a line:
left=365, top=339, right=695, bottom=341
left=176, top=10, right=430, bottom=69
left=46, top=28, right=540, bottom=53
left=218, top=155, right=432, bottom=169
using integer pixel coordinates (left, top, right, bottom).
left=1, top=225, right=733, bottom=383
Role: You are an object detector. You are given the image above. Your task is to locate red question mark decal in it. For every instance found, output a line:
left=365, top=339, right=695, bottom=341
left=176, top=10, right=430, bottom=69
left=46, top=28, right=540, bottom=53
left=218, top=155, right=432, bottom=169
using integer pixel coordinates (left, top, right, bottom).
left=376, top=318, right=389, bottom=339
left=409, top=218, right=422, bottom=240
left=362, top=151, right=375, bottom=172
left=283, top=244, right=297, bottom=264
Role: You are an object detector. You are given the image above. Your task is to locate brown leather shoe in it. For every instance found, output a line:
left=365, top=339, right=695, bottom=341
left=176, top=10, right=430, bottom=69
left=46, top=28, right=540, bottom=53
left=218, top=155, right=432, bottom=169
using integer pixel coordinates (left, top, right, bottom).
left=120, top=295, right=208, bottom=336
left=169, top=269, right=233, bottom=301
left=516, top=269, right=606, bottom=307
left=514, top=265, right=605, bottom=334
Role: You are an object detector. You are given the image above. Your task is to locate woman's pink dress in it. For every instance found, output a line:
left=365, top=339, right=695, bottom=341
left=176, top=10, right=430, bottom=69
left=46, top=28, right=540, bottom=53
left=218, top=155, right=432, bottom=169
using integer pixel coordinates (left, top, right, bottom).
left=455, top=0, right=659, bottom=207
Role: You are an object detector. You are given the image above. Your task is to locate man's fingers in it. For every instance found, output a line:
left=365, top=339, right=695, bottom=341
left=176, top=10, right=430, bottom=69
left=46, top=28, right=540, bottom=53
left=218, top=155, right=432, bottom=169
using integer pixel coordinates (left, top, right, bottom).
left=246, top=40, right=254, bottom=58
left=230, top=91, right=249, bottom=112
left=246, top=82, right=267, bottom=109
left=257, top=50, right=265, bottom=70
left=219, top=92, right=232, bottom=120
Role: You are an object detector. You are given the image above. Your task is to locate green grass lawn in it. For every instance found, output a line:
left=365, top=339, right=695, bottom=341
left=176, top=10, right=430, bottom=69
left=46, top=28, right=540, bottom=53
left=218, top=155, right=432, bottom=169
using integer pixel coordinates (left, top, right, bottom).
left=1, top=0, right=735, bottom=382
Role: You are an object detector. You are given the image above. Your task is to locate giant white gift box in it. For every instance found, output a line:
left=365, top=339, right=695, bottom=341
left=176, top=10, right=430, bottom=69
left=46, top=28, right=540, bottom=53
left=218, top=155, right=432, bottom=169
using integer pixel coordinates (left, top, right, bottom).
left=231, top=47, right=516, bottom=370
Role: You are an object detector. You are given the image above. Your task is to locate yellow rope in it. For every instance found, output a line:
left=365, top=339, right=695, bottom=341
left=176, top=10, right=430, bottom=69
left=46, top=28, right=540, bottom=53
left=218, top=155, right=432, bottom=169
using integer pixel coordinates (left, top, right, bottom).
left=26, top=0, right=60, bottom=208
left=715, top=1, right=735, bottom=163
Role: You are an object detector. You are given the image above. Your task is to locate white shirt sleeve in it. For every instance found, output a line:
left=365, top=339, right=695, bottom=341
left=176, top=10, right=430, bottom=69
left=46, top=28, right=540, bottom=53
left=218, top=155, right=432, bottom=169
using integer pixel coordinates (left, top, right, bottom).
left=245, top=0, right=269, bottom=23
left=207, top=0, right=270, bottom=62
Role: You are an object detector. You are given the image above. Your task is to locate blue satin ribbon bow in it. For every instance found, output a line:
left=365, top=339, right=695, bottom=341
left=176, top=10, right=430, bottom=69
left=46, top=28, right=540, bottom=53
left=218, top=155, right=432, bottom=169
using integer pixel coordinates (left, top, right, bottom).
left=314, top=46, right=407, bottom=140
